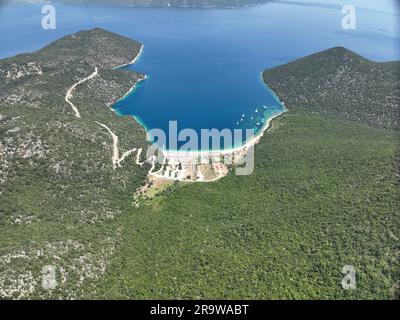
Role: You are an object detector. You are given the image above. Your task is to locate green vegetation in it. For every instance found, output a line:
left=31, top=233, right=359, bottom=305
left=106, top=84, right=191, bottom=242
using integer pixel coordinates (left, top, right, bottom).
left=0, top=28, right=149, bottom=298
left=0, top=32, right=398, bottom=299
left=263, top=47, right=399, bottom=129
left=98, top=112, right=399, bottom=299
left=96, top=47, right=399, bottom=299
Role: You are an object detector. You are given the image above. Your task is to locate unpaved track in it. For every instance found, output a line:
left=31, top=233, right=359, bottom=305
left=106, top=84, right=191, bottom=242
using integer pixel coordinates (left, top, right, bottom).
left=94, top=121, right=143, bottom=169
left=65, top=67, right=98, bottom=118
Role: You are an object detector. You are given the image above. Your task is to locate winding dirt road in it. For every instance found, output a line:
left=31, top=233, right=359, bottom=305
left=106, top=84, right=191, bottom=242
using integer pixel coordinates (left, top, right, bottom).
left=65, top=67, right=98, bottom=118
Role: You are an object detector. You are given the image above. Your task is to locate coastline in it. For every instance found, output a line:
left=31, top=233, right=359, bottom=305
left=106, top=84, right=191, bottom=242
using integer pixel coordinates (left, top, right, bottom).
left=110, top=44, right=287, bottom=158
left=148, top=106, right=287, bottom=183
left=115, top=74, right=147, bottom=104
left=114, top=44, right=144, bottom=69
left=161, top=108, right=287, bottom=158
left=109, top=44, right=148, bottom=109
left=109, top=45, right=287, bottom=182
left=160, top=77, right=288, bottom=157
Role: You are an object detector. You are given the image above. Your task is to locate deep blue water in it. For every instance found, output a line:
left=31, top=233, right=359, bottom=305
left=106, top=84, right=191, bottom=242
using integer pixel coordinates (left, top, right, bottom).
left=1, top=1, right=399, bottom=150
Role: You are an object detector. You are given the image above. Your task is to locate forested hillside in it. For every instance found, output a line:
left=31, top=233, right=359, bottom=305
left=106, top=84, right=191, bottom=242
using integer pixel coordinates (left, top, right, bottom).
left=0, top=28, right=149, bottom=298
left=263, top=47, right=400, bottom=128
left=0, top=31, right=398, bottom=299
left=96, top=47, right=399, bottom=299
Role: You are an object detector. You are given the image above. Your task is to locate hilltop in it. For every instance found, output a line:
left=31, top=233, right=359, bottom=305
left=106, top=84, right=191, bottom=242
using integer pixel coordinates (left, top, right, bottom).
left=0, top=31, right=398, bottom=299
left=263, top=47, right=400, bottom=128
left=0, top=28, right=149, bottom=298
left=96, top=47, right=399, bottom=299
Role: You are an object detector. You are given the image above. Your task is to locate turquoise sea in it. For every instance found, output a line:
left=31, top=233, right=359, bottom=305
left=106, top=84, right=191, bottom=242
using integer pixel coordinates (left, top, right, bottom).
left=0, top=0, right=399, bottom=150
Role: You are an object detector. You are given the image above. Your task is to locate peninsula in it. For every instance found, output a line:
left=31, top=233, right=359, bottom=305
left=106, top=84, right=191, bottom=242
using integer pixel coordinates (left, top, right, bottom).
left=0, top=29, right=398, bottom=300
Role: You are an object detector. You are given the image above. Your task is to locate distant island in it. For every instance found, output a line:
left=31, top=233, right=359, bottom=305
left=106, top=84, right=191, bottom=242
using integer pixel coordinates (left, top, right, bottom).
left=0, top=28, right=398, bottom=299
left=4, top=0, right=272, bottom=8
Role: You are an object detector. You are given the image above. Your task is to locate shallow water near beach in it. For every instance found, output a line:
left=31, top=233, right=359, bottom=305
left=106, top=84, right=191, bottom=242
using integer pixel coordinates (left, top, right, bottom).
left=0, top=1, right=399, bottom=150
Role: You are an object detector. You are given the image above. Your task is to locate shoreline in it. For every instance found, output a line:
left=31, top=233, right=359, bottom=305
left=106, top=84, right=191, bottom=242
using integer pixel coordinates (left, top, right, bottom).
left=116, top=74, right=147, bottom=103
left=109, top=43, right=148, bottom=110
left=109, top=45, right=287, bottom=182
left=110, top=44, right=287, bottom=160
left=114, top=44, right=144, bottom=69
left=160, top=78, right=288, bottom=157
left=160, top=108, right=287, bottom=158
left=149, top=108, right=287, bottom=182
